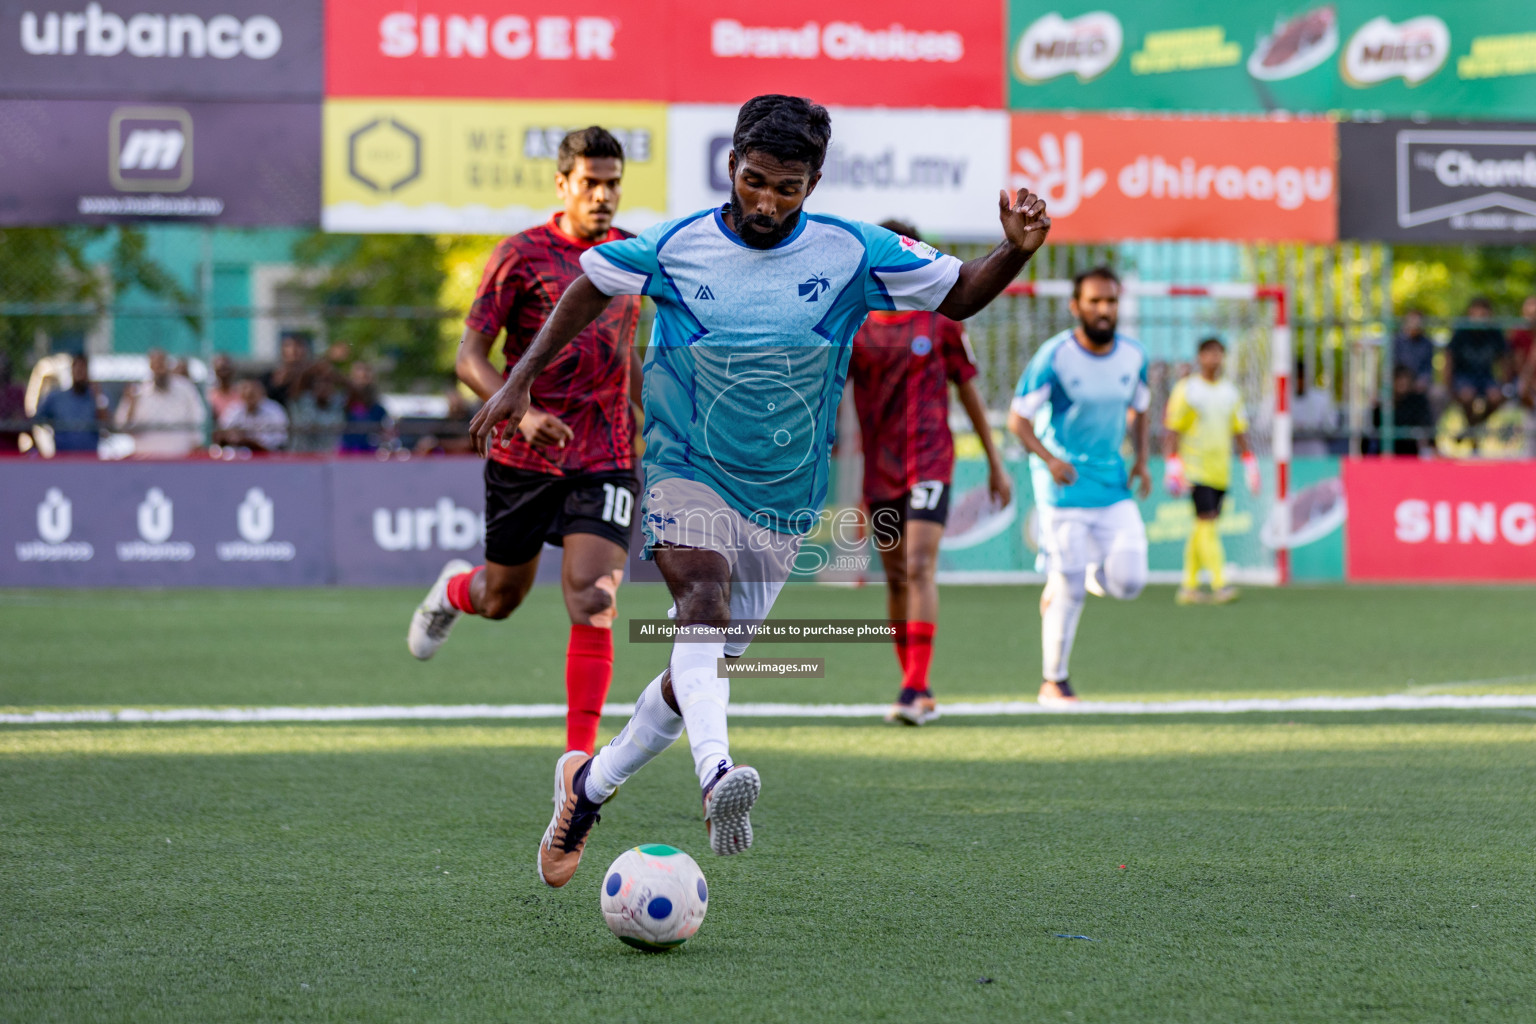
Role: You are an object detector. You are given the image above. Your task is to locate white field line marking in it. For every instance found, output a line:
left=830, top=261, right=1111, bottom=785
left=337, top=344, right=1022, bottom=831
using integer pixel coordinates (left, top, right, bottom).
left=8, top=694, right=1536, bottom=726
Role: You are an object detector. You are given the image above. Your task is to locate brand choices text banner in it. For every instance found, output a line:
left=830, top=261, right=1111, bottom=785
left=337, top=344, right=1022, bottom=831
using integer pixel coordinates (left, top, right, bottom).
left=1343, top=459, right=1536, bottom=582
left=1007, top=1, right=1536, bottom=118
left=326, top=0, right=1002, bottom=108
left=1, top=459, right=493, bottom=587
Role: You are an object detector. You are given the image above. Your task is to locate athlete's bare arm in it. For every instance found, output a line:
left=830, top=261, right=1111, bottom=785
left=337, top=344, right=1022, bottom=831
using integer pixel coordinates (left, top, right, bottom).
left=1008, top=411, right=1077, bottom=487
left=935, top=190, right=1050, bottom=321
left=1128, top=409, right=1152, bottom=498
left=469, top=276, right=613, bottom=456
left=956, top=378, right=1012, bottom=506
left=457, top=325, right=574, bottom=451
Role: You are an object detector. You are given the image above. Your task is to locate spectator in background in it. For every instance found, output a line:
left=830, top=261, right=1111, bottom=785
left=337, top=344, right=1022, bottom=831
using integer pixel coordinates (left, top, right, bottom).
left=1508, top=294, right=1536, bottom=384
left=1366, top=365, right=1433, bottom=456
left=1446, top=297, right=1508, bottom=409
left=263, top=332, right=312, bottom=407
left=413, top=386, right=480, bottom=455
left=206, top=353, right=240, bottom=423
left=0, top=354, right=27, bottom=454
left=1392, top=308, right=1435, bottom=394
left=114, top=348, right=206, bottom=457
left=216, top=377, right=289, bottom=453
left=34, top=354, right=104, bottom=456
left=340, top=361, right=392, bottom=453
left=288, top=364, right=346, bottom=454
left=1291, top=361, right=1338, bottom=457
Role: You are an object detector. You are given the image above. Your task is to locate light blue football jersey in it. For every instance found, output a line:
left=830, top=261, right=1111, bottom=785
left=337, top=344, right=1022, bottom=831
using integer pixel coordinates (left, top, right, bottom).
left=581, top=206, right=961, bottom=534
left=1011, top=329, right=1151, bottom=509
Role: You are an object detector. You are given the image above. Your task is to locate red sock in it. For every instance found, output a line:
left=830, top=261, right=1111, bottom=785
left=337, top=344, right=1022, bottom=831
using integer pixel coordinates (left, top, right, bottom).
left=446, top=566, right=482, bottom=614
left=565, top=624, right=613, bottom=754
left=902, top=621, right=935, bottom=694
left=891, top=620, right=909, bottom=672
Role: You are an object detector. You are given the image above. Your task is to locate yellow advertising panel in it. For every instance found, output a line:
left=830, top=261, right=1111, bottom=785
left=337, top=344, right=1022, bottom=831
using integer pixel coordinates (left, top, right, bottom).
left=323, top=99, right=667, bottom=233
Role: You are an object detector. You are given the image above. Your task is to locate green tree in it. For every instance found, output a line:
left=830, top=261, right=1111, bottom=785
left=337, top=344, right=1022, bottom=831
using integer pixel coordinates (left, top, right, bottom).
left=1392, top=244, right=1536, bottom=320
left=0, top=226, right=195, bottom=372
left=293, top=232, right=456, bottom=385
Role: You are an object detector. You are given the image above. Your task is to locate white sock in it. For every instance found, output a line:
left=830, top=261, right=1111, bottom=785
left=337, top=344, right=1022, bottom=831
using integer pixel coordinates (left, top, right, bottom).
left=670, top=625, right=733, bottom=787
left=585, top=670, right=683, bottom=804
left=1042, top=570, right=1086, bottom=682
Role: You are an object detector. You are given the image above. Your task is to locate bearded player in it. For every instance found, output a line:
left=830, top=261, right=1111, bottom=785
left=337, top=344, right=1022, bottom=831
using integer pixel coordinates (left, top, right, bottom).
left=1163, top=336, right=1259, bottom=605
left=407, top=127, right=643, bottom=758
left=848, top=219, right=1011, bottom=726
left=1008, top=266, right=1150, bottom=705
left=469, top=95, right=1052, bottom=887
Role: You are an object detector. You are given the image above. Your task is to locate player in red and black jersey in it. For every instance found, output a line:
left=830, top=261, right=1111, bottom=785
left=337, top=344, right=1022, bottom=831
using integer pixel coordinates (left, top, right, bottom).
left=848, top=220, right=1012, bottom=725
left=407, top=127, right=643, bottom=756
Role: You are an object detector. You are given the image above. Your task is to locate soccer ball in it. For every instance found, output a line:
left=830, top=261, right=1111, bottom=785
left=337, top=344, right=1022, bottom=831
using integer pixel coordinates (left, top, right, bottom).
left=600, top=844, right=708, bottom=952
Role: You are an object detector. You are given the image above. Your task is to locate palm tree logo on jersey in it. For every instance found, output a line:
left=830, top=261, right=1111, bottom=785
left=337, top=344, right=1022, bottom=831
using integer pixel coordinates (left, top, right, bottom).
left=798, top=274, right=831, bottom=302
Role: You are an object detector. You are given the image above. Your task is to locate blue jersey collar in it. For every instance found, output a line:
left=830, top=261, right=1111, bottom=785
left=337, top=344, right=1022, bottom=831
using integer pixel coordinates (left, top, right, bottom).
left=712, top=204, right=809, bottom=251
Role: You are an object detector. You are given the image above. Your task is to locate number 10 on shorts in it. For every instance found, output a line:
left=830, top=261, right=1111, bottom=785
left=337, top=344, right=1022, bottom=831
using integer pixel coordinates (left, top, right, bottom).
left=601, top=483, right=633, bottom=527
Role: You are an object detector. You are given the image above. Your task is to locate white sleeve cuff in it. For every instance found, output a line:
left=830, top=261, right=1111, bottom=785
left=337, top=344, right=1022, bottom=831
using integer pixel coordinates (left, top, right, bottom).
left=1132, top=382, right=1151, bottom=413
left=579, top=248, right=649, bottom=297
left=1011, top=386, right=1049, bottom=421
left=875, top=253, right=963, bottom=312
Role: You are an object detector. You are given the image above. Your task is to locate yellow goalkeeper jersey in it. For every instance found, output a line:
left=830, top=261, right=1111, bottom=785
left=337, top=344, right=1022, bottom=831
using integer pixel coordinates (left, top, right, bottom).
left=1165, top=375, right=1248, bottom=490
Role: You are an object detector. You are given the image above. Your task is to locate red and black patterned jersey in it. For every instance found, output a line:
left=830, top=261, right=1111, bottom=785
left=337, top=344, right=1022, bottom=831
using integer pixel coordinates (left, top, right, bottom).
left=466, top=214, right=641, bottom=475
left=848, top=311, right=978, bottom=503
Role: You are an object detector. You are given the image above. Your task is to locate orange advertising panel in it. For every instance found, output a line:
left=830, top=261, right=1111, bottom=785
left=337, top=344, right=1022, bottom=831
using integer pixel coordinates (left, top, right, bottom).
left=1009, top=115, right=1337, bottom=242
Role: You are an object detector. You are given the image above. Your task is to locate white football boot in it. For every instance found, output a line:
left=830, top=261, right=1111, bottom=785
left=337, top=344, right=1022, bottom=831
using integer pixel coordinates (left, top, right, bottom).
left=407, top=559, right=473, bottom=660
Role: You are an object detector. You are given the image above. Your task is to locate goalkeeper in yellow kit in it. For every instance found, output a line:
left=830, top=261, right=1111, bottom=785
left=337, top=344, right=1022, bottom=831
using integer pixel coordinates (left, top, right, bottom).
left=1162, top=337, right=1259, bottom=605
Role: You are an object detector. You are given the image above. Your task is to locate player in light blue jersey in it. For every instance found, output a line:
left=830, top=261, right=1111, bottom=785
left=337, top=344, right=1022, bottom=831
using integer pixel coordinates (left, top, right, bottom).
left=1007, top=266, right=1151, bottom=705
left=469, top=94, right=1053, bottom=887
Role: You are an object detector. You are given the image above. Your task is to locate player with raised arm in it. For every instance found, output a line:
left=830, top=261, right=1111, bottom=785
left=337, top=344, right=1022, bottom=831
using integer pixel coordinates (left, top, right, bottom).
left=468, top=95, right=1051, bottom=887
left=1007, top=267, right=1151, bottom=705
left=406, top=127, right=644, bottom=758
left=847, top=219, right=1012, bottom=726
left=1163, top=337, right=1259, bottom=605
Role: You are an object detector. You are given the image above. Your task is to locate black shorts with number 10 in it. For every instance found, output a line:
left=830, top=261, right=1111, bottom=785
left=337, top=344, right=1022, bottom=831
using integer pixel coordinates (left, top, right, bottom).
left=483, top=462, right=639, bottom=566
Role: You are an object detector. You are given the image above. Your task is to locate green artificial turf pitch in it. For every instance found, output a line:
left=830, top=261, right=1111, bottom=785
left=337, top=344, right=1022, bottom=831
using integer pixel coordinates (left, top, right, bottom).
left=3, top=584, right=1536, bottom=1022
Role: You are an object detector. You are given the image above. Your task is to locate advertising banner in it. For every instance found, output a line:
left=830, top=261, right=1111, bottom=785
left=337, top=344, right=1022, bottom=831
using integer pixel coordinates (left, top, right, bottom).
left=1005, top=2, right=1536, bottom=118
left=668, top=105, right=1008, bottom=240
left=1, top=461, right=330, bottom=586
left=1343, top=458, right=1536, bottom=582
left=1008, top=114, right=1336, bottom=242
left=2, top=0, right=322, bottom=100
left=322, top=98, right=667, bottom=233
left=325, top=0, right=671, bottom=101
left=328, top=458, right=486, bottom=586
left=801, top=455, right=1345, bottom=584
left=672, top=0, right=1003, bottom=108
left=1339, top=120, right=1536, bottom=242
left=0, top=99, right=320, bottom=226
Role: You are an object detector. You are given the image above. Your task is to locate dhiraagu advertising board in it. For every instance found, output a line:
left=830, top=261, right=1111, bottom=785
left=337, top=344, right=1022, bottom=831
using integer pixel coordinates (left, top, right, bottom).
left=322, top=99, right=667, bottom=233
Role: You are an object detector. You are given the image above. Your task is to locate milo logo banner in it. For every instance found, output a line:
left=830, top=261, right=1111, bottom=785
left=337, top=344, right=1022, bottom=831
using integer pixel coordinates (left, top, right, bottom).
left=1007, top=2, right=1536, bottom=118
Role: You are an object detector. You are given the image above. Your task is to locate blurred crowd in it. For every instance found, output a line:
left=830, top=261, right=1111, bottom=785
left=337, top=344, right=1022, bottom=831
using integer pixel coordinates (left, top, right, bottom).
left=1372, top=295, right=1536, bottom=459
left=6, top=302, right=1536, bottom=462
left=0, top=332, right=480, bottom=459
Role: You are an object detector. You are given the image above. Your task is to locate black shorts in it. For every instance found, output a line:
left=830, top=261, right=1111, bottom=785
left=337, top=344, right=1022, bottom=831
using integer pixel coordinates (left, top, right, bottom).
left=1192, top=484, right=1226, bottom=517
left=867, top=480, right=952, bottom=551
left=483, top=462, right=638, bottom=566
